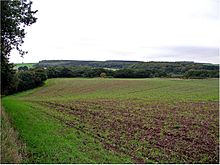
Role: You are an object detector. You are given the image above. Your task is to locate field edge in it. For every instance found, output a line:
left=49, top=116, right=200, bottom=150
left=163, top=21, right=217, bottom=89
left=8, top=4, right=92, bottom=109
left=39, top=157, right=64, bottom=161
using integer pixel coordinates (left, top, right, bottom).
left=0, top=106, right=26, bottom=163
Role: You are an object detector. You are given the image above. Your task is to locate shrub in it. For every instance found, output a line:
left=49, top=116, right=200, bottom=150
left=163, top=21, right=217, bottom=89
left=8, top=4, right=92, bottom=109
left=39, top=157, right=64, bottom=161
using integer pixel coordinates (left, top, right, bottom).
left=16, top=68, right=47, bottom=92
left=100, top=72, right=107, bottom=78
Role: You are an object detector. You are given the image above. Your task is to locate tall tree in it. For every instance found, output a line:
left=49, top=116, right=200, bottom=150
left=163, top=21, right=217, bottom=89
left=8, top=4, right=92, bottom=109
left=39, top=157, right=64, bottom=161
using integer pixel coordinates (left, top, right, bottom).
left=1, top=0, right=37, bottom=95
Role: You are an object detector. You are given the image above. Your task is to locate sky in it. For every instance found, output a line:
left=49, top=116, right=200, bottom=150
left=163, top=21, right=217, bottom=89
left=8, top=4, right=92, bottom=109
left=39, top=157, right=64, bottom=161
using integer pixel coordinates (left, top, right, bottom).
left=10, top=0, right=220, bottom=64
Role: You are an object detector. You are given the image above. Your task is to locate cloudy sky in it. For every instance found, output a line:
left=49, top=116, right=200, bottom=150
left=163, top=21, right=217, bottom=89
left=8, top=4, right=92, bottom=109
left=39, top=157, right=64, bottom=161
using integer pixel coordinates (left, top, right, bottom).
left=10, top=0, right=219, bottom=64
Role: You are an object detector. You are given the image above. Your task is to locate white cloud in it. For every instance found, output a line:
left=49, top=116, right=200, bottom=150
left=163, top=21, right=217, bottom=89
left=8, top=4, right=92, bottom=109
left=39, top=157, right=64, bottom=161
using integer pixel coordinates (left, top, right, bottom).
left=10, top=0, right=220, bottom=63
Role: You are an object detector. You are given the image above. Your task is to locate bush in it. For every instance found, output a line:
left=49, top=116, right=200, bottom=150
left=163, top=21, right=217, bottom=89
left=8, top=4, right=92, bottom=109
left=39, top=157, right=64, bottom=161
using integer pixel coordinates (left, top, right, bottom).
left=16, top=68, right=47, bottom=92
left=100, top=72, right=107, bottom=78
left=184, top=70, right=219, bottom=79
left=114, top=69, right=154, bottom=78
left=18, top=66, right=28, bottom=71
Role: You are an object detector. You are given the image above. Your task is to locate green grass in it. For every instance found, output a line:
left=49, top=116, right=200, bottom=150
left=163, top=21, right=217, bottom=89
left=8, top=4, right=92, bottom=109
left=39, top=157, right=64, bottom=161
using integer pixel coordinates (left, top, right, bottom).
left=1, top=107, right=24, bottom=163
left=2, top=98, right=132, bottom=163
left=16, top=78, right=219, bottom=102
left=2, top=78, right=219, bottom=163
left=14, top=63, right=36, bottom=69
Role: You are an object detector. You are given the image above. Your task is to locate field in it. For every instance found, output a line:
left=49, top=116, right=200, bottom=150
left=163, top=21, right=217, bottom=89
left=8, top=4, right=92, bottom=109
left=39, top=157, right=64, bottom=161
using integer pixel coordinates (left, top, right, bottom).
left=14, top=63, right=36, bottom=69
left=2, top=78, right=219, bottom=163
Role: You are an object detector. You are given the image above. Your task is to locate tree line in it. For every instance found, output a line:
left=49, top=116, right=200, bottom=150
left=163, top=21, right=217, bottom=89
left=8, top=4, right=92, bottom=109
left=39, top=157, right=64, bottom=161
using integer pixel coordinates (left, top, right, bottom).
left=45, top=66, right=168, bottom=78
left=38, top=60, right=219, bottom=78
left=3, top=67, right=47, bottom=95
left=45, top=66, right=219, bottom=79
left=2, top=63, right=219, bottom=95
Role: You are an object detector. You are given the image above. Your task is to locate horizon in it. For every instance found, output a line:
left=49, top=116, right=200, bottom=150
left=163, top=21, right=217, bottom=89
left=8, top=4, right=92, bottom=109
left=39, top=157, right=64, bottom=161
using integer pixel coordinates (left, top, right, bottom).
left=15, top=59, right=219, bottom=65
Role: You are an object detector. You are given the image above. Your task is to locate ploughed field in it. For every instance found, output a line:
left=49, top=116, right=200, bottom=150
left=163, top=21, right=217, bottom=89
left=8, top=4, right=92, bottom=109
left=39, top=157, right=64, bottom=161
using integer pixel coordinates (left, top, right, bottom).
left=2, top=78, right=219, bottom=163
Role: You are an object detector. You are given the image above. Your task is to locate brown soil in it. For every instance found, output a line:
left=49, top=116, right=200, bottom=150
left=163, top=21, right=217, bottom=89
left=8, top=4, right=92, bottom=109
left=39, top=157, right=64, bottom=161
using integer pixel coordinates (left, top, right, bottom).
left=35, top=100, right=219, bottom=163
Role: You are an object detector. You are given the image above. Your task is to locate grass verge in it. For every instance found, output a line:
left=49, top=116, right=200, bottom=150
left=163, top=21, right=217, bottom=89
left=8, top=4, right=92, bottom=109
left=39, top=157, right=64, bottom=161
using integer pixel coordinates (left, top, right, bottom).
left=1, top=107, right=26, bottom=163
left=2, top=98, right=132, bottom=163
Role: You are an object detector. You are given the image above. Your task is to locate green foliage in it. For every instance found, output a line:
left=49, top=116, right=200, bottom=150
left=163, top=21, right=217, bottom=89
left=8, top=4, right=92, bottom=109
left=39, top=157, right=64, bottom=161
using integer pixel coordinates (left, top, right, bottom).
left=38, top=60, right=139, bottom=69
left=1, top=56, right=18, bottom=95
left=46, top=66, right=114, bottom=78
left=45, top=66, right=168, bottom=78
left=1, top=0, right=38, bottom=56
left=130, top=61, right=219, bottom=77
left=1, top=0, right=37, bottom=95
left=18, top=66, right=29, bottom=71
left=184, top=70, right=219, bottom=79
left=16, top=68, right=47, bottom=92
left=38, top=60, right=219, bottom=79
left=113, top=68, right=167, bottom=78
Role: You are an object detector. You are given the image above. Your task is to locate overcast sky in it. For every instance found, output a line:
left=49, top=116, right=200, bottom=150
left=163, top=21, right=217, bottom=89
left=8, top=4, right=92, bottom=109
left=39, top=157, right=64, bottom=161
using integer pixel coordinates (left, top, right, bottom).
left=10, top=0, right=220, bottom=64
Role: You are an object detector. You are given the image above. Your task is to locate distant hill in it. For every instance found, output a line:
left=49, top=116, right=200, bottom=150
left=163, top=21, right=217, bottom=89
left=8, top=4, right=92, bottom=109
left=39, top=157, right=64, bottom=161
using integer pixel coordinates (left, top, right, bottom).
left=37, top=60, right=141, bottom=69
left=37, top=60, right=219, bottom=78
left=38, top=60, right=218, bottom=70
